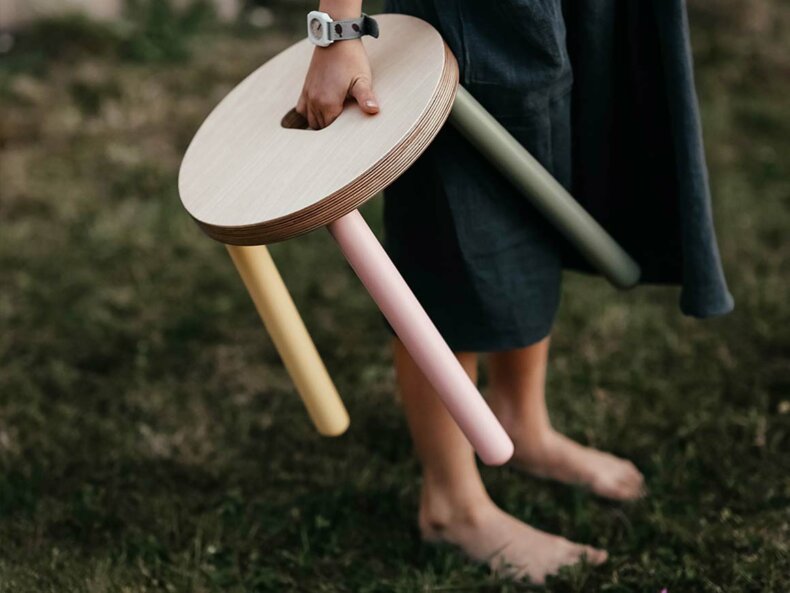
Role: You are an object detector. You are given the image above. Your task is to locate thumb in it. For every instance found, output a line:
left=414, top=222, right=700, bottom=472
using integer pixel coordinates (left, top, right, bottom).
left=349, top=76, right=379, bottom=114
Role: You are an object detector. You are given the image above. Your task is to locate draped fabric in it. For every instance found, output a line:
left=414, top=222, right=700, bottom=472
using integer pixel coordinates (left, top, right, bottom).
left=562, top=0, right=733, bottom=316
left=381, top=0, right=733, bottom=350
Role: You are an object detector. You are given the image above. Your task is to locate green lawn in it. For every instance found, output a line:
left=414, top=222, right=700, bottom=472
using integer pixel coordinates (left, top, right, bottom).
left=0, top=2, right=788, bottom=591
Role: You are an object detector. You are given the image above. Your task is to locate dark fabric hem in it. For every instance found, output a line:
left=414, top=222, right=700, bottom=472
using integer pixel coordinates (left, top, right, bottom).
left=679, top=290, right=735, bottom=319
left=380, top=314, right=554, bottom=353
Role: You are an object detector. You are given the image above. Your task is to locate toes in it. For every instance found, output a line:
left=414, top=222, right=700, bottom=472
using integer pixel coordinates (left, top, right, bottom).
left=618, top=465, right=647, bottom=499
left=627, top=476, right=648, bottom=498
left=592, top=476, right=628, bottom=500
left=503, top=539, right=607, bottom=583
left=597, top=480, right=637, bottom=501
left=618, top=474, right=642, bottom=495
left=615, top=481, right=643, bottom=501
left=499, top=557, right=544, bottom=585
left=624, top=462, right=645, bottom=484
left=566, top=543, right=607, bottom=565
left=592, top=461, right=646, bottom=501
left=636, top=480, right=649, bottom=497
left=514, top=567, right=545, bottom=585
left=581, top=546, right=608, bottom=565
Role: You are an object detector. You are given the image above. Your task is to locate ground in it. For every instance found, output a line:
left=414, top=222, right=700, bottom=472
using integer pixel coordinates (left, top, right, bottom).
left=0, top=1, right=788, bottom=591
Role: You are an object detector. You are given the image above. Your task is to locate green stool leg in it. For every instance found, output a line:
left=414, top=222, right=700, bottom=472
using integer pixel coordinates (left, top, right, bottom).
left=450, top=85, right=641, bottom=289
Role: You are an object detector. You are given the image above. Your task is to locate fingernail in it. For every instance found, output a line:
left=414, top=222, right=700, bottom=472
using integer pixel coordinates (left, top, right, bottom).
left=365, top=100, right=378, bottom=108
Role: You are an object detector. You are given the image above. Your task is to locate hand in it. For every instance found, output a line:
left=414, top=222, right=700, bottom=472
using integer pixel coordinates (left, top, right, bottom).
left=296, top=39, right=380, bottom=129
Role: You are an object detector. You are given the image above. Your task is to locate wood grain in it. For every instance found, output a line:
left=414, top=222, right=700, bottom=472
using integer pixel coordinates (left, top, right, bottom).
left=178, top=14, right=459, bottom=245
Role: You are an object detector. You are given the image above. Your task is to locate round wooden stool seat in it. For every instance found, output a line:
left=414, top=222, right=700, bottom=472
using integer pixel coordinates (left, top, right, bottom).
left=179, top=14, right=458, bottom=246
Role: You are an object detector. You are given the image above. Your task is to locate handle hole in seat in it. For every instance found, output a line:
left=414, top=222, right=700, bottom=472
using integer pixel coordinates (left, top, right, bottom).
left=281, top=108, right=311, bottom=130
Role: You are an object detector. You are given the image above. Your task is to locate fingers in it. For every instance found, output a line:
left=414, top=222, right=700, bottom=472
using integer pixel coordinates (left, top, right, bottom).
left=297, top=78, right=378, bottom=131
left=316, top=98, right=343, bottom=128
left=306, top=106, right=320, bottom=130
left=296, top=90, right=323, bottom=130
left=298, top=94, right=344, bottom=129
left=296, top=92, right=307, bottom=118
left=349, top=75, right=379, bottom=114
left=296, top=92, right=319, bottom=129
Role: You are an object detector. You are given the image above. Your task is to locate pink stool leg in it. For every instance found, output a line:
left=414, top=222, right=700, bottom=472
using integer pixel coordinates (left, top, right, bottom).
left=327, top=210, right=514, bottom=466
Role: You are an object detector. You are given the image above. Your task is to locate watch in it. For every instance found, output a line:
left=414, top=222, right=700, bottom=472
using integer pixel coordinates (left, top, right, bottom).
left=307, top=10, right=380, bottom=47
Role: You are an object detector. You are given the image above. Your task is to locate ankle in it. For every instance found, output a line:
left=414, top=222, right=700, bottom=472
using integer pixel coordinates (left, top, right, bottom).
left=489, top=396, right=556, bottom=451
left=418, top=480, right=493, bottom=539
left=514, top=427, right=576, bottom=471
left=488, top=386, right=552, bottom=429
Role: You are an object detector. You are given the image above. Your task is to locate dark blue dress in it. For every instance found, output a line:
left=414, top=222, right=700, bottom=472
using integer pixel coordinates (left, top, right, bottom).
left=382, top=0, right=734, bottom=352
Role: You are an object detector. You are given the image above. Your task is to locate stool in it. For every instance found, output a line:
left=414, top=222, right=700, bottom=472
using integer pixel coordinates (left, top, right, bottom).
left=178, top=14, right=639, bottom=466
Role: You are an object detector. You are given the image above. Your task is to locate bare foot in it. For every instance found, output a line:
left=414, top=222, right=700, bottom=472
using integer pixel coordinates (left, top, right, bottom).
left=420, top=501, right=607, bottom=584
left=513, top=429, right=646, bottom=501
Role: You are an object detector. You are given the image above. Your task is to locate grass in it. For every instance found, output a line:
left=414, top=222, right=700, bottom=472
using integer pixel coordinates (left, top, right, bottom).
left=0, top=1, right=788, bottom=591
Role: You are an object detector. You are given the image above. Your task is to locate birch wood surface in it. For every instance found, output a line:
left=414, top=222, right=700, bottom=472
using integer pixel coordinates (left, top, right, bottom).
left=178, top=14, right=458, bottom=245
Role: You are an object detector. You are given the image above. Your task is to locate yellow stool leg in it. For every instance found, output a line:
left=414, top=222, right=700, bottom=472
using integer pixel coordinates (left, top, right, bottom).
left=226, top=244, right=349, bottom=436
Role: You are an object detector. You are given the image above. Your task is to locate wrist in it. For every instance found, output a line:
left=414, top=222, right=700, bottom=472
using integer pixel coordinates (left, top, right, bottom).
left=318, top=0, right=362, bottom=20
left=315, top=39, right=363, bottom=57
left=307, top=8, right=378, bottom=48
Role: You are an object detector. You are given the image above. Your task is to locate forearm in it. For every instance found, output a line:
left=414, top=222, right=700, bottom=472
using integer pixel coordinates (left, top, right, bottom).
left=319, top=0, right=363, bottom=19
left=299, top=0, right=379, bottom=129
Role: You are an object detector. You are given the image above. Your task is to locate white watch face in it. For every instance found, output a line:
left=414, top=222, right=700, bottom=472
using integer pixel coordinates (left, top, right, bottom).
left=310, top=18, right=323, bottom=39
left=307, top=11, right=331, bottom=46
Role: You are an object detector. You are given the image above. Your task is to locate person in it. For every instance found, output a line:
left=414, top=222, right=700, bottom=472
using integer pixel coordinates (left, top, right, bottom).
left=296, top=0, right=732, bottom=583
